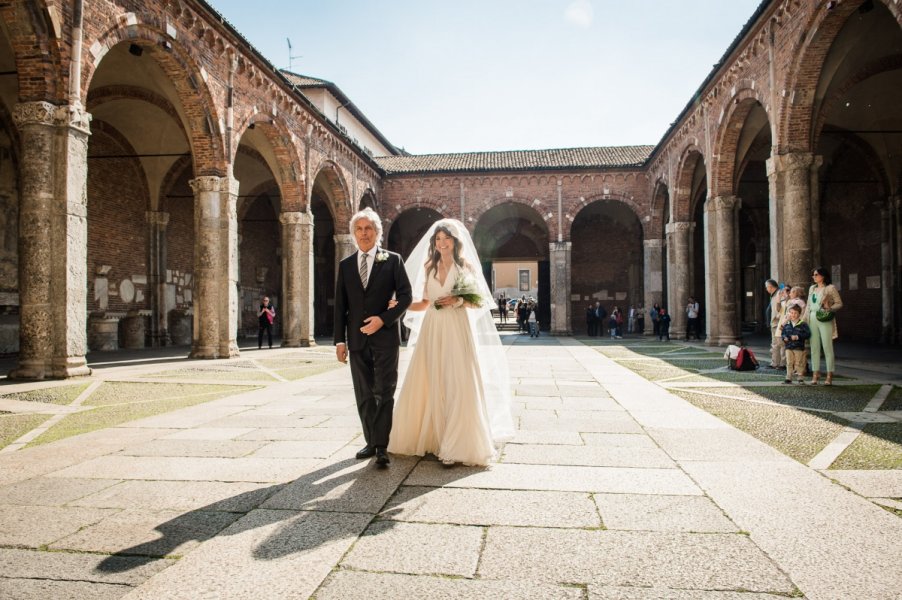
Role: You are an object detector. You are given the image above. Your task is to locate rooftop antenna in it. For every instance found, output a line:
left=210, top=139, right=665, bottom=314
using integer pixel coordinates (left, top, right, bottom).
left=286, top=38, right=302, bottom=72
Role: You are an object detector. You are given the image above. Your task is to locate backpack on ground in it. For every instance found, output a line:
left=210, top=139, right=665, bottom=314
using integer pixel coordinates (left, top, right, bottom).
left=733, top=347, right=759, bottom=371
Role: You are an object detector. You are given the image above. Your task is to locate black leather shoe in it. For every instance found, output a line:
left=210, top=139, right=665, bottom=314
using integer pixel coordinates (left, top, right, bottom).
left=355, top=446, right=376, bottom=459
left=375, top=447, right=390, bottom=467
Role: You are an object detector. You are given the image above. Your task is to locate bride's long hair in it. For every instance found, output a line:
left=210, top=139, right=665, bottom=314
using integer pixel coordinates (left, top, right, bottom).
left=425, top=223, right=469, bottom=280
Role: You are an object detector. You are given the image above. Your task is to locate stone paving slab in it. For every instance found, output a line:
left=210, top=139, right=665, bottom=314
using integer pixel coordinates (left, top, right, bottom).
left=826, top=469, right=902, bottom=497
left=873, top=497, right=902, bottom=510
left=315, top=570, right=586, bottom=600
left=559, top=397, right=621, bottom=411
left=519, top=413, right=644, bottom=434
left=647, top=427, right=787, bottom=462
left=70, top=480, right=278, bottom=512
left=49, top=507, right=241, bottom=556
left=0, top=547, right=174, bottom=586
left=580, top=433, right=659, bottom=448
left=160, top=427, right=255, bottom=440
left=236, top=426, right=362, bottom=441
left=587, top=586, right=793, bottom=599
left=261, top=455, right=418, bottom=513
left=0, top=504, right=119, bottom=547
left=249, top=440, right=349, bottom=459
left=681, top=460, right=902, bottom=600
left=594, top=493, right=738, bottom=533
left=117, top=405, right=250, bottom=429
left=117, top=439, right=267, bottom=458
left=381, top=486, right=601, bottom=528
left=341, top=520, right=483, bottom=577
left=48, top=455, right=322, bottom=483
left=479, top=527, right=795, bottom=593
left=502, top=443, right=675, bottom=468
left=0, top=578, right=130, bottom=600
left=405, top=461, right=702, bottom=495
left=122, top=509, right=371, bottom=600
left=509, top=430, right=584, bottom=445
left=0, top=477, right=120, bottom=506
left=201, top=414, right=330, bottom=429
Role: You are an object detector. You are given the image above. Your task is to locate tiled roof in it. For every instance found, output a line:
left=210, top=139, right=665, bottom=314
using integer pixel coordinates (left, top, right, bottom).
left=374, top=146, right=654, bottom=174
left=281, top=72, right=329, bottom=87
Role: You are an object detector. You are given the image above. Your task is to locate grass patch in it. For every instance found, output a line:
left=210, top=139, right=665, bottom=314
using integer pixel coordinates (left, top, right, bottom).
left=0, top=413, right=50, bottom=449
left=27, top=382, right=259, bottom=447
left=0, top=383, right=91, bottom=406
left=678, top=370, right=788, bottom=383
left=683, top=385, right=879, bottom=413
left=273, top=362, right=343, bottom=381
left=881, top=386, right=902, bottom=411
left=145, top=367, right=278, bottom=382
left=673, top=390, right=847, bottom=464
left=616, top=359, right=695, bottom=381
left=830, top=422, right=902, bottom=470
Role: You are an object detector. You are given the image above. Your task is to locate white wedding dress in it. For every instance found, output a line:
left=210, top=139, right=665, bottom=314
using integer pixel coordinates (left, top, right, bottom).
left=388, top=262, right=497, bottom=466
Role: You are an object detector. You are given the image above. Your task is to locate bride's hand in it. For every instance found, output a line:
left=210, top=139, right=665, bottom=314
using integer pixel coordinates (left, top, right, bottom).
left=387, top=299, right=398, bottom=309
left=435, top=296, right=461, bottom=308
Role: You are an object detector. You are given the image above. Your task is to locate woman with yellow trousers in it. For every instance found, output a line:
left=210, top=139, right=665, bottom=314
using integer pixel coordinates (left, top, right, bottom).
left=804, top=267, right=843, bottom=386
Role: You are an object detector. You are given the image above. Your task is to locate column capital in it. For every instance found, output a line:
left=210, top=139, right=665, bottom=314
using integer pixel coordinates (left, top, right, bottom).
left=766, top=151, right=814, bottom=174
left=189, top=176, right=238, bottom=196
left=54, top=104, right=91, bottom=134
left=710, top=195, right=741, bottom=211
left=13, top=101, right=56, bottom=127
left=280, top=211, right=313, bottom=226
left=145, top=210, right=170, bottom=227
left=665, top=220, right=693, bottom=234
left=549, top=241, right=572, bottom=252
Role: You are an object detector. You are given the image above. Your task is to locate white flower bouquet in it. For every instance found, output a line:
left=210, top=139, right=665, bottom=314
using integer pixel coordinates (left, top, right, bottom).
left=435, top=271, right=483, bottom=310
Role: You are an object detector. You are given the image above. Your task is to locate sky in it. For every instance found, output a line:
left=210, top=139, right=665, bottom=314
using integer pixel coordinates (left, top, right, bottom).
left=206, top=0, right=764, bottom=155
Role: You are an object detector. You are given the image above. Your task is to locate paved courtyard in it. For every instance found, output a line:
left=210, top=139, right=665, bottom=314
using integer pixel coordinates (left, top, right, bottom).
left=0, top=335, right=900, bottom=599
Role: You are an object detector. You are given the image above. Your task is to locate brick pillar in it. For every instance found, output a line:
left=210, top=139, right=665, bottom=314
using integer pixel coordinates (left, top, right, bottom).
left=146, top=210, right=169, bottom=347
left=189, top=175, right=239, bottom=359
left=665, top=221, right=692, bottom=339
left=711, top=196, right=741, bottom=345
left=280, top=211, right=315, bottom=347
left=10, top=102, right=92, bottom=379
left=643, top=238, right=664, bottom=334
left=767, top=152, right=822, bottom=288
left=549, top=241, right=571, bottom=336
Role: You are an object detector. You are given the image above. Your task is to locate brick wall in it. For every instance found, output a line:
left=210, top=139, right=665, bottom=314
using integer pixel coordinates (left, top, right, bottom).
left=163, top=170, right=195, bottom=313
left=86, top=128, right=150, bottom=313
left=239, top=194, right=281, bottom=336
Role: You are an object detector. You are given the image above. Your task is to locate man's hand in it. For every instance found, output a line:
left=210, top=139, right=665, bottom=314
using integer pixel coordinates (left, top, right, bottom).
left=336, top=344, right=348, bottom=364
left=360, top=316, right=385, bottom=336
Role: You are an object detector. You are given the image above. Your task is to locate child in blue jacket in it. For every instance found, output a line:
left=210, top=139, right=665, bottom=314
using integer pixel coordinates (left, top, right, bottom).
left=781, top=304, right=811, bottom=384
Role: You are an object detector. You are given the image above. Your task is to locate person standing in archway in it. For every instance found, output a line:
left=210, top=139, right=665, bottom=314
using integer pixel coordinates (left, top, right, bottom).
left=257, top=296, right=275, bottom=349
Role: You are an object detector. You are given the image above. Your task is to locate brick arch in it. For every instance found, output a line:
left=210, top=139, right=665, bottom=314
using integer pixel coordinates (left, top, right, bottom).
left=777, top=0, right=902, bottom=154
left=0, top=0, right=61, bottom=102
left=711, top=90, right=772, bottom=198
left=383, top=195, right=449, bottom=223
left=813, top=53, right=902, bottom=152
left=821, top=129, right=891, bottom=198
left=237, top=180, right=281, bottom=222
left=359, top=187, right=378, bottom=211
left=81, top=20, right=226, bottom=176
left=570, top=196, right=645, bottom=240
left=309, top=159, right=351, bottom=231
left=469, top=196, right=555, bottom=237
left=158, top=154, right=193, bottom=213
left=647, top=179, right=670, bottom=240
left=233, top=111, right=305, bottom=211
left=673, top=145, right=707, bottom=222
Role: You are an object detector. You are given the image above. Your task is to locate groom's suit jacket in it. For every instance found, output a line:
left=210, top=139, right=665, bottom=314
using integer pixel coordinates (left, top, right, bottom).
left=333, top=248, right=412, bottom=351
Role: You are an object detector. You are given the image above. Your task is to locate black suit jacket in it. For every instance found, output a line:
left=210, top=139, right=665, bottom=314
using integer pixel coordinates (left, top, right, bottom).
left=333, top=248, right=413, bottom=351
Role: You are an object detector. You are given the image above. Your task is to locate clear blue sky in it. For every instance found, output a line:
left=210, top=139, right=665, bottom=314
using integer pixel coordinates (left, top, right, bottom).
left=207, top=0, right=763, bottom=154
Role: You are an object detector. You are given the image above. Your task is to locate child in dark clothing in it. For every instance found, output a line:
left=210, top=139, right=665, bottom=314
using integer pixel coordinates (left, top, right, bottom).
left=781, top=304, right=811, bottom=384
left=658, top=308, right=671, bottom=341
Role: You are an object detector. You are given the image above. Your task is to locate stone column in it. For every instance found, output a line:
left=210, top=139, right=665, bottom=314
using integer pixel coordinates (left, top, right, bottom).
left=334, top=233, right=357, bottom=266
left=880, top=200, right=895, bottom=344
left=549, top=241, right=571, bottom=336
left=280, top=211, right=315, bottom=347
left=189, top=175, right=239, bottom=359
left=665, top=221, right=692, bottom=339
left=643, top=238, right=664, bottom=334
left=146, top=211, right=169, bottom=347
left=703, top=204, right=719, bottom=345
left=767, top=152, right=820, bottom=287
left=711, top=196, right=741, bottom=345
left=10, top=101, right=91, bottom=379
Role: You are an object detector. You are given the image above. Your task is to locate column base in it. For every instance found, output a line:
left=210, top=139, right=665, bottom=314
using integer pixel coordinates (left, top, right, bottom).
left=712, top=336, right=739, bottom=347
left=190, top=344, right=219, bottom=359
left=9, top=357, right=91, bottom=380
left=550, top=328, right=572, bottom=336
left=285, top=338, right=317, bottom=348
left=8, top=359, right=50, bottom=380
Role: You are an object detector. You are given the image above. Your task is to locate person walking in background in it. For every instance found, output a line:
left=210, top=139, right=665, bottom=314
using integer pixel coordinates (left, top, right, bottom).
left=258, top=296, right=275, bottom=349
left=636, top=304, right=646, bottom=336
left=498, top=295, right=508, bottom=324
left=781, top=304, right=810, bottom=384
left=595, top=302, right=607, bottom=337
left=586, top=303, right=597, bottom=336
left=764, top=279, right=784, bottom=370
left=528, top=302, right=539, bottom=337
left=627, top=305, right=636, bottom=334
left=686, top=296, right=700, bottom=340
left=804, top=267, right=843, bottom=386
left=658, top=307, right=671, bottom=341
left=650, top=303, right=661, bottom=338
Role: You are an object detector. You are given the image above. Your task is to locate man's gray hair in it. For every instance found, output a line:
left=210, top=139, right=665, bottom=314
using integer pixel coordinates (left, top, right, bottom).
left=350, top=207, right=383, bottom=245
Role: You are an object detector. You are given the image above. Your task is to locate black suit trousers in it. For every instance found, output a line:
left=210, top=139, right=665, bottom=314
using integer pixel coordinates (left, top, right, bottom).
left=349, top=340, right=399, bottom=449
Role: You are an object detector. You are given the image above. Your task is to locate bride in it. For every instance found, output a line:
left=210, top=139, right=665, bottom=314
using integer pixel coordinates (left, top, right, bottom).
left=387, top=219, right=514, bottom=466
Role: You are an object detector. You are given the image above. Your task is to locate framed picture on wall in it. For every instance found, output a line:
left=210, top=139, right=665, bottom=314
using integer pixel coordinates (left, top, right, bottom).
left=519, top=269, right=530, bottom=292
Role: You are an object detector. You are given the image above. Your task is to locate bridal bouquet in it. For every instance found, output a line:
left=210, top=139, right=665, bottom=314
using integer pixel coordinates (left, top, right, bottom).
left=435, top=271, right=483, bottom=310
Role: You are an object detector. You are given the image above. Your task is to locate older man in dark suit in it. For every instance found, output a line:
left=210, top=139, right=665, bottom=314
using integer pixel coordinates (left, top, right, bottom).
left=334, top=208, right=412, bottom=467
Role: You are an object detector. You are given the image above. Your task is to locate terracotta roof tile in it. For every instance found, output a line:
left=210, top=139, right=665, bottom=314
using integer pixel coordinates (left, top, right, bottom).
left=374, top=146, right=654, bottom=174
